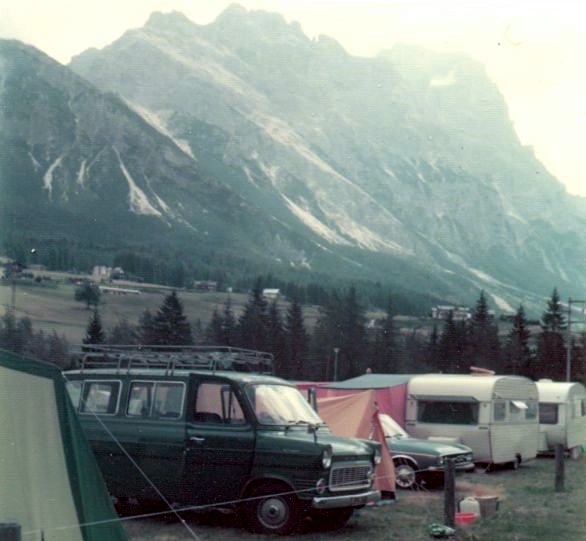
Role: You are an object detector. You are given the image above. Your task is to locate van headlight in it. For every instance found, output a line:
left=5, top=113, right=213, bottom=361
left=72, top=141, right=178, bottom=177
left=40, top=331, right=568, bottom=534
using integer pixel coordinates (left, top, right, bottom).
left=373, top=446, right=382, bottom=465
left=321, top=446, right=333, bottom=469
left=437, top=456, right=445, bottom=466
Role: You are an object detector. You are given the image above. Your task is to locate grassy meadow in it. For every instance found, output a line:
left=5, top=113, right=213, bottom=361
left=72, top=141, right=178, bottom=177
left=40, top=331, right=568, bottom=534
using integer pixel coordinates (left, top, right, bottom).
left=119, top=456, right=586, bottom=541
left=0, top=273, right=322, bottom=345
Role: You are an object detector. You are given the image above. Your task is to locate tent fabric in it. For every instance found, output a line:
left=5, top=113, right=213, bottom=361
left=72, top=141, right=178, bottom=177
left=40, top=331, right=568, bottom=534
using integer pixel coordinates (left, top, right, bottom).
left=317, top=390, right=395, bottom=497
left=325, top=373, right=413, bottom=390
left=0, top=350, right=127, bottom=541
left=316, top=385, right=408, bottom=427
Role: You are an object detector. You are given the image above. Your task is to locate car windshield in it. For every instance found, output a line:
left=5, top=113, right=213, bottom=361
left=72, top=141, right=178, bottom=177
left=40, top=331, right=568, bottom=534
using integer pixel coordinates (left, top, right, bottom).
left=379, top=413, right=408, bottom=438
left=246, top=384, right=324, bottom=426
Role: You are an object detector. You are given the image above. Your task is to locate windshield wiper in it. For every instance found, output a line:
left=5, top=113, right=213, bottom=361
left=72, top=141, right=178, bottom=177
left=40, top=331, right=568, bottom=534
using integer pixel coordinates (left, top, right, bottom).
left=285, top=419, right=322, bottom=432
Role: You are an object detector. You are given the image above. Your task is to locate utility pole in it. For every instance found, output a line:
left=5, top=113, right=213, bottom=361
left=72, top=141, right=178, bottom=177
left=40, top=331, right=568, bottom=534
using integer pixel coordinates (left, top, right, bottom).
left=333, top=347, right=340, bottom=382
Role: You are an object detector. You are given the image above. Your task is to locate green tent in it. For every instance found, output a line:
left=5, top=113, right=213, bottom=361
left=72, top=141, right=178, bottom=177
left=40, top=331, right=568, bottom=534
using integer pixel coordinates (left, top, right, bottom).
left=0, top=349, right=127, bottom=541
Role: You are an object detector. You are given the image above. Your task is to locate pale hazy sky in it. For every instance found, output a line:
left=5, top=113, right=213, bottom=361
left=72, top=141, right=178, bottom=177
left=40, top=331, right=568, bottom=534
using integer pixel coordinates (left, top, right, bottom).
left=1, top=1, right=585, bottom=196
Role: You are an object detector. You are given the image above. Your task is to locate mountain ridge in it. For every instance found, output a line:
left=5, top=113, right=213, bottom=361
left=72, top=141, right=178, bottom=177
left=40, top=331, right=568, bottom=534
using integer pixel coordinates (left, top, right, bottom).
left=2, top=5, right=585, bottom=314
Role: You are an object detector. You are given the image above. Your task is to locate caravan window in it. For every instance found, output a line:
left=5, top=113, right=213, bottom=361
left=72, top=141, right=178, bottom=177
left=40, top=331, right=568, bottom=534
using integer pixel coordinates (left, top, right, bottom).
left=526, top=401, right=538, bottom=420
left=539, top=403, right=558, bottom=424
left=493, top=401, right=506, bottom=421
left=417, top=400, right=478, bottom=425
left=573, top=399, right=583, bottom=418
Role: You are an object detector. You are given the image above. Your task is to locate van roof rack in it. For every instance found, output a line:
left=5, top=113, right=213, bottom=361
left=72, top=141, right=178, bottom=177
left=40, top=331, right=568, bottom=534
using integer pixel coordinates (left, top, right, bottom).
left=77, top=344, right=274, bottom=375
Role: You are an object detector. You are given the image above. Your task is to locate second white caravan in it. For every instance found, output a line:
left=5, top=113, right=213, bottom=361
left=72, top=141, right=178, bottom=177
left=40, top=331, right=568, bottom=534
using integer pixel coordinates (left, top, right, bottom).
left=405, top=374, right=539, bottom=467
left=536, top=379, right=586, bottom=458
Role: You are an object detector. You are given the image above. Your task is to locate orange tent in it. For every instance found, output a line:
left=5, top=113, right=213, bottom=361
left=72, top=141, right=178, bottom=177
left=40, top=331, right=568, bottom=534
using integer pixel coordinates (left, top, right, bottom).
left=317, top=390, right=395, bottom=499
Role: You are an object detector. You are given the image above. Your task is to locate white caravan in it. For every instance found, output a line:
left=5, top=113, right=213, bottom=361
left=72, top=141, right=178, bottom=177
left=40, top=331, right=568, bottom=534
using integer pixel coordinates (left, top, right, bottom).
left=405, top=374, right=539, bottom=467
left=536, top=379, right=586, bottom=459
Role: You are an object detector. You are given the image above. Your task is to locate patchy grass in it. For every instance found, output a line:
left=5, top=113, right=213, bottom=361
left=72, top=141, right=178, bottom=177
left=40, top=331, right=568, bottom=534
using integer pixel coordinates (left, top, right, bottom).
left=120, top=457, right=586, bottom=541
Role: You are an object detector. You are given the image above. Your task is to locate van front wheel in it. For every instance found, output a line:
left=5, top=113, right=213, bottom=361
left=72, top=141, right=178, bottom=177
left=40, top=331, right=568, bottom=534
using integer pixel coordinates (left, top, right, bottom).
left=244, top=482, right=301, bottom=535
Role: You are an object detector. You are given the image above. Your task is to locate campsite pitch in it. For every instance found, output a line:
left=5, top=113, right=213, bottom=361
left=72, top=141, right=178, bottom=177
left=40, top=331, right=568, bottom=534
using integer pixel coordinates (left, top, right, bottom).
left=123, top=456, right=586, bottom=541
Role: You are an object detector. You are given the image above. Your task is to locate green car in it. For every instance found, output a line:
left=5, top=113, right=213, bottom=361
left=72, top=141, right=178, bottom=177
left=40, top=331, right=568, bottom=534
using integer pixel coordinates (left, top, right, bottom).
left=379, top=414, right=475, bottom=489
left=64, top=347, right=382, bottom=535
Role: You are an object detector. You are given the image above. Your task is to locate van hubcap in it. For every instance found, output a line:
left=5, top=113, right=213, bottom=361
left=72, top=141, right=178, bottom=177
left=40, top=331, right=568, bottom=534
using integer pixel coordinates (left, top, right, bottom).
left=259, top=497, right=289, bottom=527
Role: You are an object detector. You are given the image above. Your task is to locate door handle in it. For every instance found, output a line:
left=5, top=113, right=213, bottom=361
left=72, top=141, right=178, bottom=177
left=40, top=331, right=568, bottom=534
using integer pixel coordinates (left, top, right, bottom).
left=189, top=436, right=205, bottom=443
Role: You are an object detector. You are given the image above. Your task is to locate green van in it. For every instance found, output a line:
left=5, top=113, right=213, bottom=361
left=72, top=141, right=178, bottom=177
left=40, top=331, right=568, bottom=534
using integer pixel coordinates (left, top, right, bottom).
left=64, top=346, right=381, bottom=534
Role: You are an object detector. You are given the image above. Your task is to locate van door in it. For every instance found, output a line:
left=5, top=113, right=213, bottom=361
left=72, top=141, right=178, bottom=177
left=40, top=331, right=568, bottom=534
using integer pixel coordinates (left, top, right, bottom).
left=124, top=380, right=188, bottom=503
left=184, top=377, right=255, bottom=505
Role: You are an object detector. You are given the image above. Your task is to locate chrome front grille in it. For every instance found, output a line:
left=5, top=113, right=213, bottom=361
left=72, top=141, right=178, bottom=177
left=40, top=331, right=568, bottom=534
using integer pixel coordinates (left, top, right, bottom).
left=329, top=462, right=372, bottom=492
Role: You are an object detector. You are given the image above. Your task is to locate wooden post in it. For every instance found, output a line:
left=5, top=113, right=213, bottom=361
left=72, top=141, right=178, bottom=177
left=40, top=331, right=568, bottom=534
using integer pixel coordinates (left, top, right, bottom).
left=444, top=458, right=456, bottom=528
left=0, top=523, right=21, bottom=541
left=555, top=443, right=565, bottom=492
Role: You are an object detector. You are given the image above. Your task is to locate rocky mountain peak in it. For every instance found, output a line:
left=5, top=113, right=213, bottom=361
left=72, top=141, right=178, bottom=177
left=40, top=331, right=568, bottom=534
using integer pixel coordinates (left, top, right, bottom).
left=144, top=10, right=197, bottom=33
left=205, top=3, right=308, bottom=48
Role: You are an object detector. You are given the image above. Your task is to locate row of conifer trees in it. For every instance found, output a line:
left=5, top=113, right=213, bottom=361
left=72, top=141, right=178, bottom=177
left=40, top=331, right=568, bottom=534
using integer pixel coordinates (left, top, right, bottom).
left=77, top=281, right=583, bottom=383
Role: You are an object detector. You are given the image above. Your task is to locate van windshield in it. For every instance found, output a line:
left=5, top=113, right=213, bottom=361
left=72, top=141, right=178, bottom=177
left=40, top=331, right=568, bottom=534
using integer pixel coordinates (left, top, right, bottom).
left=246, top=384, right=324, bottom=426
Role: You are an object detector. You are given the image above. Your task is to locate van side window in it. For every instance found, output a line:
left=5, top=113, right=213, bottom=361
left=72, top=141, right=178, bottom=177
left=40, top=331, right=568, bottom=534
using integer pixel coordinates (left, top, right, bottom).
left=493, top=401, right=506, bottom=421
left=80, top=381, right=120, bottom=415
left=195, top=382, right=246, bottom=425
left=539, top=403, right=558, bottom=424
left=66, top=380, right=82, bottom=410
left=153, top=383, right=185, bottom=419
left=417, top=400, right=478, bottom=425
left=127, top=382, right=154, bottom=417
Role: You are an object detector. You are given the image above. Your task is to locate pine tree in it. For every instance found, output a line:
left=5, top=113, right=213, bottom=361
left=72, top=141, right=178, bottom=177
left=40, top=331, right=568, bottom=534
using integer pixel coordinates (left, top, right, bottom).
left=151, top=291, right=193, bottom=345
left=222, top=297, right=238, bottom=346
left=107, top=318, right=138, bottom=345
left=138, top=309, right=156, bottom=344
left=47, top=331, right=71, bottom=368
left=205, top=308, right=225, bottom=344
left=438, top=311, right=466, bottom=373
left=466, top=291, right=501, bottom=372
left=83, top=308, right=105, bottom=345
left=504, top=305, right=532, bottom=375
left=284, top=296, right=309, bottom=379
left=267, top=300, right=286, bottom=375
left=425, top=324, right=440, bottom=371
left=238, top=277, right=269, bottom=351
left=537, top=288, right=567, bottom=380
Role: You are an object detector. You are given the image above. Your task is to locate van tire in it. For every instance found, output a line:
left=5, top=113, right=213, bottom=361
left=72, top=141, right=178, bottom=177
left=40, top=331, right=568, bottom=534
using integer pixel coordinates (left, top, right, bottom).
left=244, top=482, right=301, bottom=535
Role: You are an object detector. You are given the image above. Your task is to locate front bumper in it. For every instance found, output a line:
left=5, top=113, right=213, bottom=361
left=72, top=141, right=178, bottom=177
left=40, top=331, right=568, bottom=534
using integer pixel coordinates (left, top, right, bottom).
left=425, top=462, right=475, bottom=473
left=311, top=490, right=381, bottom=510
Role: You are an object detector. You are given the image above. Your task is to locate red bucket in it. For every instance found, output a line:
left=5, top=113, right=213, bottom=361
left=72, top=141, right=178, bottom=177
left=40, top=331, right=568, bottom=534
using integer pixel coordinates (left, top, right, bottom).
left=455, top=512, right=478, bottom=526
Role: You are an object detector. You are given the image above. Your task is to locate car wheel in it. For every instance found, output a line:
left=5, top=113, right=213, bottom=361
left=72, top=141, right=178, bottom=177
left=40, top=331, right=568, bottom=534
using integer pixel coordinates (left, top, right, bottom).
left=310, top=508, right=354, bottom=530
left=244, top=482, right=301, bottom=535
left=394, top=460, right=418, bottom=489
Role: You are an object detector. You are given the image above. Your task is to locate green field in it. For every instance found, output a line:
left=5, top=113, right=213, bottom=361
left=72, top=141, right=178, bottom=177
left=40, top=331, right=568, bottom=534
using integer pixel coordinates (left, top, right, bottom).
left=120, top=457, right=586, bottom=541
left=0, top=274, right=322, bottom=345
